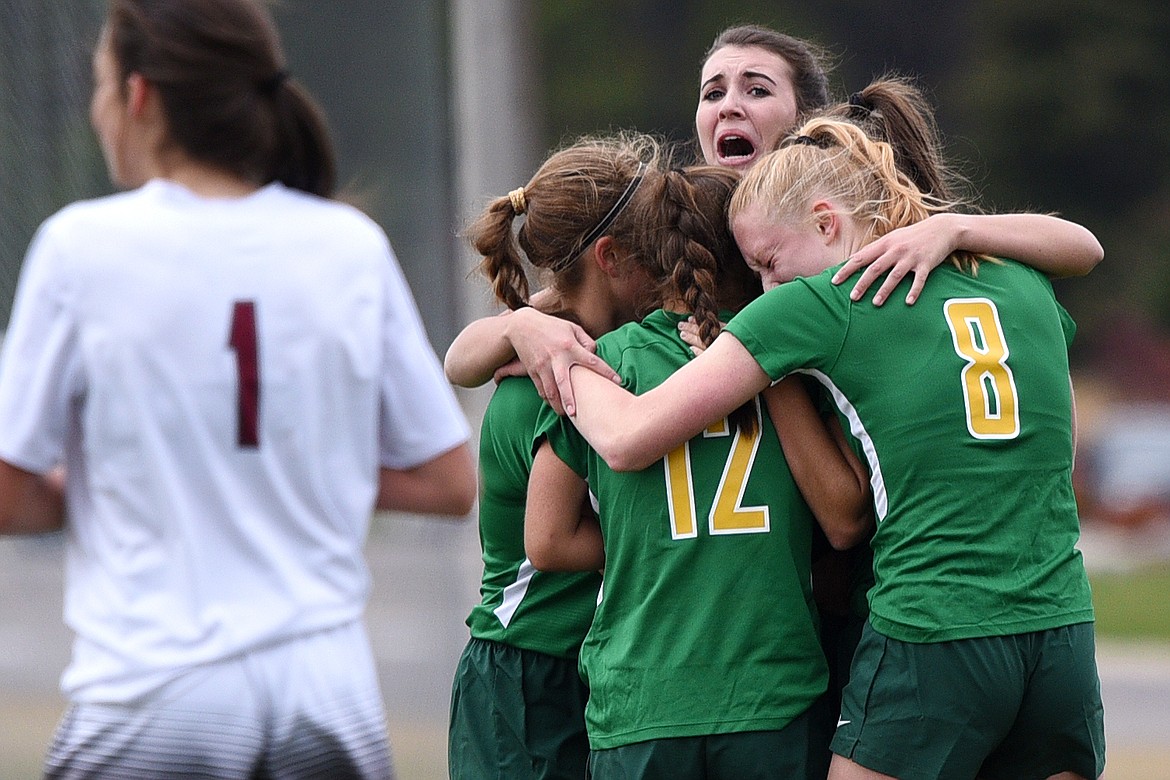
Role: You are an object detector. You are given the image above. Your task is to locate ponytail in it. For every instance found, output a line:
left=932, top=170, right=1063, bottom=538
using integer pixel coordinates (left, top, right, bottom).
left=466, top=195, right=531, bottom=311
left=267, top=79, right=337, bottom=197
left=106, top=0, right=338, bottom=198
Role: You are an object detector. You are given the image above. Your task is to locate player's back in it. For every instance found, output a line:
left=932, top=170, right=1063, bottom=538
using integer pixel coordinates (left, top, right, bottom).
left=731, top=259, right=1093, bottom=643
left=542, top=309, right=826, bottom=748
left=19, top=179, right=399, bottom=695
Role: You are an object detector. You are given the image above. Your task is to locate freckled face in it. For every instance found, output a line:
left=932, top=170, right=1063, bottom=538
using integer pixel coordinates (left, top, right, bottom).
left=696, top=45, right=799, bottom=171
left=732, top=203, right=838, bottom=290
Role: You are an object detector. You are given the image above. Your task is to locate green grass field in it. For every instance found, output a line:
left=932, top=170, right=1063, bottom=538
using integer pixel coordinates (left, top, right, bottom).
left=1090, top=563, right=1170, bottom=641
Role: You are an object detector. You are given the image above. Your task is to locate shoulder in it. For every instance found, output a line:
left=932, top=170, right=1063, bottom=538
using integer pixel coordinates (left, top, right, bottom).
left=37, top=188, right=149, bottom=237
left=487, top=375, right=541, bottom=412
left=594, top=311, right=677, bottom=362
left=257, top=185, right=390, bottom=247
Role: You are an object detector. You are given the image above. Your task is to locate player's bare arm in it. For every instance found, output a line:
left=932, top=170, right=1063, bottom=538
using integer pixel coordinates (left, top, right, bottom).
left=834, top=213, right=1103, bottom=306
left=445, top=306, right=618, bottom=415
left=566, top=332, right=769, bottom=471
left=0, top=460, right=65, bottom=534
left=762, top=377, right=873, bottom=550
left=376, top=442, right=476, bottom=518
left=524, top=440, right=604, bottom=572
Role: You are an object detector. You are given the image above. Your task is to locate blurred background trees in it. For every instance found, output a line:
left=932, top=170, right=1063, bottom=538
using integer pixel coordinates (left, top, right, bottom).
left=535, top=0, right=1170, bottom=369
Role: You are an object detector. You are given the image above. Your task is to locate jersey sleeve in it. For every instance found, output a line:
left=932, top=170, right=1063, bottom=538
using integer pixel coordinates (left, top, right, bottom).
left=724, top=272, right=850, bottom=381
left=376, top=241, right=470, bottom=469
left=0, top=218, right=84, bottom=472
left=533, top=400, right=591, bottom=480
left=1055, top=298, right=1076, bottom=349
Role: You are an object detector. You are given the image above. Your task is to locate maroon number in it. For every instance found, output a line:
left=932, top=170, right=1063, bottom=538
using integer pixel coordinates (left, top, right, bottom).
left=229, top=301, right=260, bottom=448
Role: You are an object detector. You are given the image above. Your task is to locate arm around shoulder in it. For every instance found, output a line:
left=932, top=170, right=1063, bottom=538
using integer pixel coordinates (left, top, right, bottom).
left=444, top=310, right=522, bottom=388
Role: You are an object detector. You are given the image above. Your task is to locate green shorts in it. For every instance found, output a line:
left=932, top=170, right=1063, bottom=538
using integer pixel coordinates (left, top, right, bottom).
left=831, top=621, right=1106, bottom=780
left=448, top=637, right=589, bottom=780
left=587, top=698, right=831, bottom=780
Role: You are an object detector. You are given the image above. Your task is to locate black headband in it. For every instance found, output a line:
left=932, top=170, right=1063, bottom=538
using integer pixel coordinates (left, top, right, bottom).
left=554, top=161, right=647, bottom=271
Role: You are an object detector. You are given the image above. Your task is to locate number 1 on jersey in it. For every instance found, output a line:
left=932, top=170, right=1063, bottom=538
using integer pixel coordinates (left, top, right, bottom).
left=229, top=300, right=260, bottom=448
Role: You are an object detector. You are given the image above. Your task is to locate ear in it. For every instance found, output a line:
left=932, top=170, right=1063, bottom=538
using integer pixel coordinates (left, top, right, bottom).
left=126, top=72, right=151, bottom=118
left=591, top=236, right=623, bottom=278
left=810, top=200, right=840, bottom=245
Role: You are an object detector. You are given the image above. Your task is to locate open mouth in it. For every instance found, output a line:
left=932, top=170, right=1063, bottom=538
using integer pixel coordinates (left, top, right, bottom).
left=719, top=135, right=756, bottom=161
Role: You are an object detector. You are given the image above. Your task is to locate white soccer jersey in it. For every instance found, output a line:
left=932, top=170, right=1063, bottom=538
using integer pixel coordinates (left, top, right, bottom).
left=0, top=179, right=469, bottom=701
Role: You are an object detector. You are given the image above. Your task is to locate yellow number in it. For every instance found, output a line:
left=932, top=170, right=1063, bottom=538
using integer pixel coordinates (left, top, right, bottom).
left=944, top=298, right=1019, bottom=439
left=664, top=399, right=770, bottom=539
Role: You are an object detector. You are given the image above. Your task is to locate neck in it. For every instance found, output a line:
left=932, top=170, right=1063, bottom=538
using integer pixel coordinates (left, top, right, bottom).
left=559, top=263, right=630, bottom=339
left=561, top=290, right=623, bottom=340
left=155, top=150, right=260, bottom=198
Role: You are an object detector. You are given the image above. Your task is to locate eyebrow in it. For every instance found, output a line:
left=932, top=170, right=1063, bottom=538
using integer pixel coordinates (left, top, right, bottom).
left=701, top=69, right=779, bottom=91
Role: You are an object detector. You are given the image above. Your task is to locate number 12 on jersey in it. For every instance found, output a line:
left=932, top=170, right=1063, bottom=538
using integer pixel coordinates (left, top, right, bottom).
left=664, top=399, right=770, bottom=539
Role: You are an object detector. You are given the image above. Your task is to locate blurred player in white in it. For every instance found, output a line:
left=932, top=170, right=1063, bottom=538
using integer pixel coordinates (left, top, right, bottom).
left=0, top=0, right=475, bottom=777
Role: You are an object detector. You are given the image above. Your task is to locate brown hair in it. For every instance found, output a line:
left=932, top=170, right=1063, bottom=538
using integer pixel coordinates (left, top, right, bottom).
left=703, top=25, right=832, bottom=119
left=820, top=75, right=964, bottom=203
left=465, top=132, right=664, bottom=316
left=625, top=162, right=762, bottom=434
left=106, top=0, right=336, bottom=197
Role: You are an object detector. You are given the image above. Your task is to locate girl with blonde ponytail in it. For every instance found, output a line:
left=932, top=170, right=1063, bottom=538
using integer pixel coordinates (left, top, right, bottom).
left=542, top=79, right=1106, bottom=780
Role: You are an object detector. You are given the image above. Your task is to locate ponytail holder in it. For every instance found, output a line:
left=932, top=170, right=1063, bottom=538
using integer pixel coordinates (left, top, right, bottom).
left=848, top=91, right=871, bottom=114
left=508, top=187, right=527, bottom=215
left=259, top=69, right=290, bottom=95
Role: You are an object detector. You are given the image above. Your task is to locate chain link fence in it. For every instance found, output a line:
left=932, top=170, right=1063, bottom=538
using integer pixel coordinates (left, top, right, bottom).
left=0, top=1, right=105, bottom=328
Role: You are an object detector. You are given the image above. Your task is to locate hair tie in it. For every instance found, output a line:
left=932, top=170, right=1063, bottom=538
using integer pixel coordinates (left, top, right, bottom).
left=508, top=187, right=527, bottom=215
left=848, top=91, right=871, bottom=115
left=259, top=69, right=289, bottom=95
left=553, top=161, right=647, bottom=272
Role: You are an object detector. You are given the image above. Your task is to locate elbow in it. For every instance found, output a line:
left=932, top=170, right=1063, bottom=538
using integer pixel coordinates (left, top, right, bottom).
left=0, top=505, right=65, bottom=536
left=444, top=455, right=478, bottom=518
left=442, top=353, right=476, bottom=389
left=0, top=466, right=66, bottom=535
left=527, top=548, right=558, bottom=572
left=593, top=432, right=657, bottom=473
left=441, top=484, right=476, bottom=519
left=824, top=513, right=874, bottom=551
left=1087, top=240, right=1105, bottom=271
left=1070, top=229, right=1105, bottom=276
left=1074, top=232, right=1104, bottom=275
left=525, top=535, right=563, bottom=572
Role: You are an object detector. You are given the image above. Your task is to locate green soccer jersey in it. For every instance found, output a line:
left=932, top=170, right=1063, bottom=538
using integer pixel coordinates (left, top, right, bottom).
left=539, top=310, right=828, bottom=750
left=725, top=259, right=1094, bottom=644
left=465, top=376, right=601, bottom=658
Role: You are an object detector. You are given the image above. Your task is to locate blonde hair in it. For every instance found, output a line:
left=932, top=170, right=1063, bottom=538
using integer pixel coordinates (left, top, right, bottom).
left=731, top=116, right=987, bottom=272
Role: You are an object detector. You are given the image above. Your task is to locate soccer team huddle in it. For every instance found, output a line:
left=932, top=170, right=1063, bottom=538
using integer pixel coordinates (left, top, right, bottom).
left=0, top=1, right=1105, bottom=779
